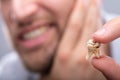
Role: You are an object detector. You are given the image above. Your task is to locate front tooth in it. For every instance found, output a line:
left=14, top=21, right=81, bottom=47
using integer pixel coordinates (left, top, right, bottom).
left=24, top=33, right=31, bottom=40
left=23, top=27, right=48, bottom=40
left=30, top=31, right=36, bottom=39
left=39, top=27, right=47, bottom=33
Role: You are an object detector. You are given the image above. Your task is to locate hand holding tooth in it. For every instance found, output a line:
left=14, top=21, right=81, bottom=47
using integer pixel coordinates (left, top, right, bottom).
left=42, top=0, right=107, bottom=80
left=91, top=17, right=120, bottom=80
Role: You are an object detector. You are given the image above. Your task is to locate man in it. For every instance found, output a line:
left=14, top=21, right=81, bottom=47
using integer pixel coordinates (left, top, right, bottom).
left=0, top=0, right=109, bottom=80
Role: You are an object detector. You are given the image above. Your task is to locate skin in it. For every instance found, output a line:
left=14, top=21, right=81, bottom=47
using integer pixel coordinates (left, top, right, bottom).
left=91, top=17, right=120, bottom=80
left=1, top=0, right=75, bottom=72
left=1, top=0, right=108, bottom=80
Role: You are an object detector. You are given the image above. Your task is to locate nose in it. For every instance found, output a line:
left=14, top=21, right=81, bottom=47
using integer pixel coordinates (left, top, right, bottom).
left=11, top=0, right=39, bottom=22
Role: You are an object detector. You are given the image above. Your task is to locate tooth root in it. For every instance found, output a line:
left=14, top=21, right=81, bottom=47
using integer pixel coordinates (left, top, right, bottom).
left=86, top=54, right=89, bottom=60
left=86, top=53, right=92, bottom=60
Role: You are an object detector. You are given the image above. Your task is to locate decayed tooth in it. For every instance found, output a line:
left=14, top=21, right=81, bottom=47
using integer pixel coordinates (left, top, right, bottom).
left=23, top=27, right=48, bottom=40
left=86, top=39, right=101, bottom=60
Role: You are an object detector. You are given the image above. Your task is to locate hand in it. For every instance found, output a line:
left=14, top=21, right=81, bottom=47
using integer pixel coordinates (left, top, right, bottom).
left=91, top=17, right=120, bottom=80
left=91, top=55, right=120, bottom=80
left=42, top=0, right=107, bottom=80
left=93, top=17, right=120, bottom=43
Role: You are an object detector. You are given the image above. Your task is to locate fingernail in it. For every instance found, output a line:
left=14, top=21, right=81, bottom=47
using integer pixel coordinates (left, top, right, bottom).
left=94, top=28, right=106, bottom=36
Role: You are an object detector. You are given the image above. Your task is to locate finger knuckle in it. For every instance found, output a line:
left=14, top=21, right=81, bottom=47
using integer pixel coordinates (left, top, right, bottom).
left=58, top=51, right=70, bottom=63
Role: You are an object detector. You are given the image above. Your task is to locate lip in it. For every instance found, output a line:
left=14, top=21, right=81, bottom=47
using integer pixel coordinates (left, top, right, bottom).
left=18, top=20, right=53, bottom=36
left=17, top=21, right=56, bottom=49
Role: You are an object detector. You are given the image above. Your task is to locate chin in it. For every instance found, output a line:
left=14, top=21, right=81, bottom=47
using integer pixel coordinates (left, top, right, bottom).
left=14, top=26, right=60, bottom=74
left=16, top=40, right=58, bottom=74
left=18, top=48, right=55, bottom=74
left=23, top=55, right=54, bottom=74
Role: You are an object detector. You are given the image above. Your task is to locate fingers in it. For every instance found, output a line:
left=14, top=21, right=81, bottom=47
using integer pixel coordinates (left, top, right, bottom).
left=73, top=0, right=102, bottom=61
left=91, top=55, right=120, bottom=80
left=81, top=0, right=101, bottom=42
left=93, top=17, right=120, bottom=43
left=57, top=0, right=86, bottom=61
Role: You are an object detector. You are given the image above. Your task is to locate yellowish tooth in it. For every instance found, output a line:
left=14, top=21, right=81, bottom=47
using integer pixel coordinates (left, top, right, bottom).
left=39, top=27, right=47, bottom=33
left=86, top=39, right=101, bottom=60
left=23, top=27, right=48, bottom=40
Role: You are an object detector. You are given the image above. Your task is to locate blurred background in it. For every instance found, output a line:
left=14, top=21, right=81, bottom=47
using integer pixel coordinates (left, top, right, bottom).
left=104, top=0, right=120, bottom=14
left=0, top=0, right=120, bottom=59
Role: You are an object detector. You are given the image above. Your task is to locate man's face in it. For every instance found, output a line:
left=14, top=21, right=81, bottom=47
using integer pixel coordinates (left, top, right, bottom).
left=1, top=0, right=74, bottom=72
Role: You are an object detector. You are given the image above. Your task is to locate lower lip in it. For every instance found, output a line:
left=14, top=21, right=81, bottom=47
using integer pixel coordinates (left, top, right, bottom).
left=18, top=27, right=55, bottom=49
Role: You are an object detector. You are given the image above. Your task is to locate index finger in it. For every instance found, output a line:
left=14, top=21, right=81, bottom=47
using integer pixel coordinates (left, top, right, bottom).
left=93, top=17, right=120, bottom=43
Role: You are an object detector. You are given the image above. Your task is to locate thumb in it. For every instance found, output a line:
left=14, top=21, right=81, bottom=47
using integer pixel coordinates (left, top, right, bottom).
left=93, top=17, right=120, bottom=43
left=91, top=55, right=120, bottom=80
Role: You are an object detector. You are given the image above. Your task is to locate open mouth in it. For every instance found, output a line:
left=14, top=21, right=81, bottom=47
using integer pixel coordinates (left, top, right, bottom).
left=17, top=22, right=56, bottom=49
left=20, top=25, right=50, bottom=41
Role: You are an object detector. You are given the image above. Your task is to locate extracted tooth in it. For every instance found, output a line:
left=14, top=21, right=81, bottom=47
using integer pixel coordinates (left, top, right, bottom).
left=86, top=39, right=101, bottom=60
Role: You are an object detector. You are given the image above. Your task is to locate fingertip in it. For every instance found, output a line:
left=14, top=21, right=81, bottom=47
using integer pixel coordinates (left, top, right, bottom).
left=93, top=28, right=105, bottom=41
left=92, top=55, right=115, bottom=68
left=93, top=17, right=120, bottom=43
left=93, top=29, right=112, bottom=43
left=91, top=55, right=106, bottom=69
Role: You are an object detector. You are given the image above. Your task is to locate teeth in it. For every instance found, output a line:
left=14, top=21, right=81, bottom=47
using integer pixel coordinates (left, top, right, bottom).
left=23, top=27, right=48, bottom=40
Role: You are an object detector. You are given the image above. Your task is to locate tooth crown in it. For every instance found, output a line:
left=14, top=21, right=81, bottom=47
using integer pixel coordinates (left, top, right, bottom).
left=86, top=39, right=101, bottom=60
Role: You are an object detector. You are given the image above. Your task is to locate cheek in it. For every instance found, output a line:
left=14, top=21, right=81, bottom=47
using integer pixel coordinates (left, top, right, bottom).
left=49, top=1, right=74, bottom=19
left=1, top=6, right=13, bottom=32
left=42, top=0, right=74, bottom=28
left=1, top=2, right=11, bottom=20
left=1, top=5, right=16, bottom=33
